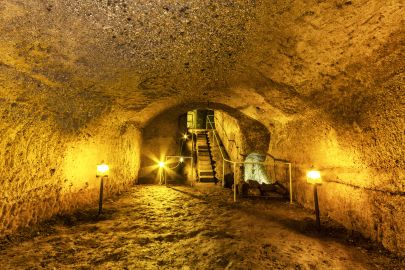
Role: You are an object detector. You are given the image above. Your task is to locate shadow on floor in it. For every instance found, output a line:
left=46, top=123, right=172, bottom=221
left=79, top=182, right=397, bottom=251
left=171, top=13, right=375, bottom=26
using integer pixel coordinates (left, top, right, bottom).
left=168, top=185, right=397, bottom=259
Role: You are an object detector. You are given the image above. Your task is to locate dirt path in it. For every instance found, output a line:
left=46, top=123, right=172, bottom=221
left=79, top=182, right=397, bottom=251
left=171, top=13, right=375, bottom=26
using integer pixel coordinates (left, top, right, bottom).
left=0, top=185, right=403, bottom=270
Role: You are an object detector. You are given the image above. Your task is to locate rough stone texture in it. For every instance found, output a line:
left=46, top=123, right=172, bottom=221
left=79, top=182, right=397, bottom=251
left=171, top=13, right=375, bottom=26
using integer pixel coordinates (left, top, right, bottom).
left=214, top=110, right=270, bottom=161
left=0, top=95, right=142, bottom=235
left=268, top=107, right=405, bottom=255
left=0, top=0, right=403, bottom=255
left=139, top=107, right=184, bottom=183
left=1, top=186, right=404, bottom=269
left=0, top=52, right=142, bottom=235
left=213, top=110, right=265, bottom=186
left=139, top=103, right=271, bottom=183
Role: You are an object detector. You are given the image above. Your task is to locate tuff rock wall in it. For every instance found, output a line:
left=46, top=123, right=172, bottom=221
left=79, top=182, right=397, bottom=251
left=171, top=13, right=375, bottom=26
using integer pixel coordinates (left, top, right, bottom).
left=268, top=91, right=405, bottom=255
left=138, top=107, right=185, bottom=184
left=0, top=0, right=403, bottom=255
left=0, top=63, right=142, bottom=236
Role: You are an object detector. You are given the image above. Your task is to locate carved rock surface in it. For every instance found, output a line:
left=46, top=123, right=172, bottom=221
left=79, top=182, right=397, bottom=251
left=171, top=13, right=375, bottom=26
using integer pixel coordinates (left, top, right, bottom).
left=0, top=0, right=403, bottom=254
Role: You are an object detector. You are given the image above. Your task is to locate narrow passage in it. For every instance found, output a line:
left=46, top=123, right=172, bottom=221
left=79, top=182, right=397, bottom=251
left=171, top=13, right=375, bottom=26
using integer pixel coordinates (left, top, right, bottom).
left=0, top=186, right=402, bottom=269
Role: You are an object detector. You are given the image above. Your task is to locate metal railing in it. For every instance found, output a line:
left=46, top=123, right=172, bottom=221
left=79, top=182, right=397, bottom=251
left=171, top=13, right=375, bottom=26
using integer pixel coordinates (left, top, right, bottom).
left=206, top=115, right=293, bottom=204
left=266, top=154, right=293, bottom=204
left=206, top=115, right=243, bottom=159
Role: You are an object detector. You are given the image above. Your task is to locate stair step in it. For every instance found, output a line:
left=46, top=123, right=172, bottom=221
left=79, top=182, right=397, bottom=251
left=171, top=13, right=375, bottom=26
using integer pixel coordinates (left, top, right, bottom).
left=199, top=177, right=215, bottom=183
left=196, top=132, right=215, bottom=183
left=199, top=166, right=213, bottom=169
left=197, top=145, right=209, bottom=148
left=199, top=172, right=215, bottom=176
left=199, top=173, right=215, bottom=177
left=198, top=162, right=211, bottom=166
left=198, top=164, right=212, bottom=168
left=199, top=169, right=214, bottom=173
left=199, top=168, right=213, bottom=172
left=199, top=174, right=215, bottom=179
left=199, top=164, right=213, bottom=168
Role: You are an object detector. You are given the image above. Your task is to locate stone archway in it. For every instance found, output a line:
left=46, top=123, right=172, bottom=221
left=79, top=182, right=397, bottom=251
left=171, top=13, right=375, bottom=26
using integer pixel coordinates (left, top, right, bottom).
left=139, top=101, right=271, bottom=184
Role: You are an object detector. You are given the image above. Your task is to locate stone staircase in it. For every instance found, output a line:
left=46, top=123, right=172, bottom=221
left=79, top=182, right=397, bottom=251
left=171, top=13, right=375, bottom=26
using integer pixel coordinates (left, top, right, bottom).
left=196, top=132, right=216, bottom=183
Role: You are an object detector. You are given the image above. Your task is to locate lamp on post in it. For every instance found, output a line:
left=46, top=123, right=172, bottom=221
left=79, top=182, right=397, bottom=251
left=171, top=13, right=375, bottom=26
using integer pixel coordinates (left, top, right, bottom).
left=307, top=169, right=322, bottom=229
left=158, top=161, right=165, bottom=185
left=96, top=162, right=109, bottom=215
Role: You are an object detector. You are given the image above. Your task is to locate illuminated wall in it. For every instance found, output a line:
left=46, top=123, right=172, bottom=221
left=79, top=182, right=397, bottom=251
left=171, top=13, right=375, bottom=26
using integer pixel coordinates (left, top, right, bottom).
left=267, top=106, right=405, bottom=255
left=213, top=110, right=271, bottom=187
left=0, top=104, right=141, bottom=236
left=0, top=0, right=402, bottom=256
left=139, top=107, right=186, bottom=183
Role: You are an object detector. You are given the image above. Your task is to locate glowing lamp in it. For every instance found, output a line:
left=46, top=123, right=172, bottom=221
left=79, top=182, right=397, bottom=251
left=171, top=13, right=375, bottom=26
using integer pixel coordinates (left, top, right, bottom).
left=96, top=162, right=109, bottom=215
left=183, top=134, right=188, bottom=140
left=307, top=170, right=321, bottom=184
left=307, top=168, right=322, bottom=229
left=159, top=161, right=165, bottom=168
left=180, top=157, right=184, bottom=163
left=97, top=163, right=109, bottom=177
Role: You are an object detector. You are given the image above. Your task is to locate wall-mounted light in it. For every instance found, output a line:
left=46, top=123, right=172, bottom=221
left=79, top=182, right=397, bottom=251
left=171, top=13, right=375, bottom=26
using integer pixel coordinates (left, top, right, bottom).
left=159, top=161, right=165, bottom=168
left=179, top=157, right=184, bottom=163
left=183, top=133, right=188, bottom=140
left=307, top=168, right=322, bottom=229
left=96, top=162, right=109, bottom=216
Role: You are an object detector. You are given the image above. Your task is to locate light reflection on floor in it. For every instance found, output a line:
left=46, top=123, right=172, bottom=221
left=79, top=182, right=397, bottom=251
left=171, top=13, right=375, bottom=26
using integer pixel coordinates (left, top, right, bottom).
left=0, top=185, right=402, bottom=270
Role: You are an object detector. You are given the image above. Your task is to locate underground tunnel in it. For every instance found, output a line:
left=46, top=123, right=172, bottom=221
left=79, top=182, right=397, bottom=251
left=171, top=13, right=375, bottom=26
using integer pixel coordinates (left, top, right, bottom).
left=0, top=0, right=404, bottom=269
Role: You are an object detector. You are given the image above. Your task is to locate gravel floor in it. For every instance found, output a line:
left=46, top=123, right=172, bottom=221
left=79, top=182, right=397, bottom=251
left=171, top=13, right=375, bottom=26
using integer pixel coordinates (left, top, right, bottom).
left=0, top=185, right=403, bottom=270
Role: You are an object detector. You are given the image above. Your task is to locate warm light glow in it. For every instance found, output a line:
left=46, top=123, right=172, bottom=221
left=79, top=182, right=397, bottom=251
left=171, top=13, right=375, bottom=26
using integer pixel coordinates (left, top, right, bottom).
left=180, top=157, right=184, bottom=163
left=97, top=163, right=109, bottom=177
left=159, top=161, right=165, bottom=168
left=307, top=170, right=322, bottom=184
left=183, top=134, right=188, bottom=140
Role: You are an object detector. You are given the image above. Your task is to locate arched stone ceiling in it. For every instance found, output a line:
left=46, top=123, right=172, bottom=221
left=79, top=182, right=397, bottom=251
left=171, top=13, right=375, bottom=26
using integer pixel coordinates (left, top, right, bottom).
left=1, top=0, right=403, bottom=125
left=0, top=0, right=404, bottom=254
